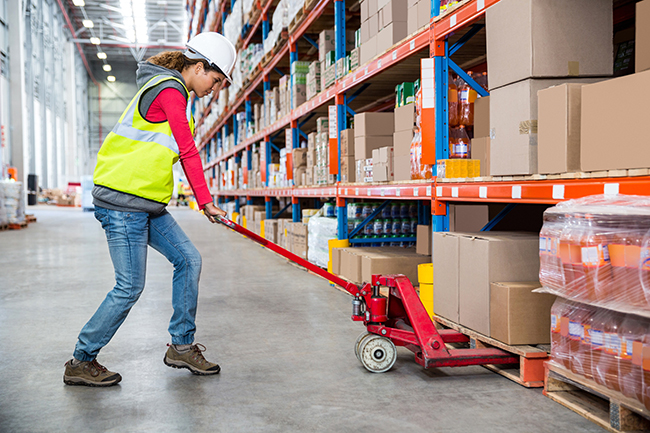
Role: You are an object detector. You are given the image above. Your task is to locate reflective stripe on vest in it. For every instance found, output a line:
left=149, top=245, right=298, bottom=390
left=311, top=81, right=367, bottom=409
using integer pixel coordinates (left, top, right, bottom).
left=93, top=74, right=195, bottom=204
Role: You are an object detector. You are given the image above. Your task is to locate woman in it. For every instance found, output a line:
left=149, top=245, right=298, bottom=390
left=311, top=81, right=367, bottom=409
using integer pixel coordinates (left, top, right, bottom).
left=63, top=32, right=236, bottom=387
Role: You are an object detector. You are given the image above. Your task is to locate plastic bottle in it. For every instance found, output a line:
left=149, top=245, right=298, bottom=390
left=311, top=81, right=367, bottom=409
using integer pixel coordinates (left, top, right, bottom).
left=578, top=304, right=596, bottom=380
left=551, top=299, right=571, bottom=370
left=383, top=219, right=393, bottom=236
left=448, top=76, right=460, bottom=127
left=381, top=204, right=392, bottom=219
left=569, top=303, right=592, bottom=377
left=640, top=227, right=650, bottom=308
left=609, top=216, right=629, bottom=305
left=619, top=314, right=646, bottom=402
left=582, top=214, right=613, bottom=303
left=604, top=311, right=623, bottom=392
left=391, top=203, right=401, bottom=219
left=373, top=219, right=384, bottom=236
left=458, top=73, right=476, bottom=126
left=400, top=203, right=410, bottom=218
left=642, top=333, right=650, bottom=410
left=626, top=222, right=648, bottom=308
left=409, top=204, right=418, bottom=218
left=559, top=214, right=578, bottom=297
left=591, top=308, right=613, bottom=388
left=450, top=125, right=470, bottom=159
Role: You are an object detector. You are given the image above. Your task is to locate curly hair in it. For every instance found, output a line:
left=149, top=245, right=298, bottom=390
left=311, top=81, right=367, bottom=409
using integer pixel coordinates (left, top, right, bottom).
left=146, top=51, right=221, bottom=74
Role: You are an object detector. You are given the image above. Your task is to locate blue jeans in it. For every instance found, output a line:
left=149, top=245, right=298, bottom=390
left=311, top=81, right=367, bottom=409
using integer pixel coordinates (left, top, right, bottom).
left=74, top=206, right=202, bottom=361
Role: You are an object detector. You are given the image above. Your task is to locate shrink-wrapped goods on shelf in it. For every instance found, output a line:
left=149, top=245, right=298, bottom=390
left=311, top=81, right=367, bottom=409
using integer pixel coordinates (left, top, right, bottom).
left=287, top=0, right=305, bottom=23
left=537, top=194, right=650, bottom=319
left=223, top=0, right=243, bottom=47
left=307, top=210, right=337, bottom=268
left=549, top=297, right=650, bottom=411
left=243, top=0, right=255, bottom=21
left=0, top=185, right=7, bottom=226
left=1, top=181, right=25, bottom=224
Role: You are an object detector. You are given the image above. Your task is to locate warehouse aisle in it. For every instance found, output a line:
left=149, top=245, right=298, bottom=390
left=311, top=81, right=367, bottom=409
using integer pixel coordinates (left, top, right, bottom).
left=0, top=207, right=603, bottom=433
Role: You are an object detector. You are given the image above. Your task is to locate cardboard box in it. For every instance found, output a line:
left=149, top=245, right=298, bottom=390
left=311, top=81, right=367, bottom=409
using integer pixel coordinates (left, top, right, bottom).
left=470, top=137, right=490, bottom=176
left=369, top=14, right=379, bottom=38
left=417, top=0, right=430, bottom=30
left=361, top=0, right=369, bottom=22
left=394, top=103, right=416, bottom=132
left=449, top=204, right=489, bottom=232
left=393, top=130, right=413, bottom=157
left=486, top=0, right=613, bottom=90
left=319, top=30, right=335, bottom=61
left=354, top=135, right=394, bottom=159
left=433, top=232, right=462, bottom=322
left=381, top=0, right=408, bottom=25
left=368, top=0, right=378, bottom=16
left=354, top=112, right=395, bottom=137
left=360, top=35, right=377, bottom=66
left=340, top=129, right=355, bottom=157
left=474, top=96, right=490, bottom=138
left=394, top=154, right=411, bottom=181
left=360, top=249, right=430, bottom=284
left=490, top=282, right=556, bottom=345
left=340, top=156, right=356, bottom=182
left=360, top=20, right=370, bottom=44
left=372, top=146, right=393, bottom=165
left=254, top=210, right=266, bottom=222
left=459, top=233, right=540, bottom=335
left=407, top=0, right=418, bottom=8
left=489, top=77, right=603, bottom=176
left=372, top=164, right=394, bottom=181
left=407, top=4, right=419, bottom=35
left=340, top=248, right=363, bottom=283
left=637, top=0, right=650, bottom=73
left=377, top=22, right=408, bottom=53
left=581, top=70, right=650, bottom=171
left=263, top=219, right=278, bottom=243
left=332, top=248, right=342, bottom=275
left=416, top=225, right=431, bottom=255
left=537, top=83, right=584, bottom=174
left=292, top=148, right=308, bottom=168
left=294, top=167, right=307, bottom=186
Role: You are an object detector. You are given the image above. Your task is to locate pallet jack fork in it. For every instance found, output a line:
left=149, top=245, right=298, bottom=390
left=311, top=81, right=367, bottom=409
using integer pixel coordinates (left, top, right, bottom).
left=217, top=216, right=519, bottom=373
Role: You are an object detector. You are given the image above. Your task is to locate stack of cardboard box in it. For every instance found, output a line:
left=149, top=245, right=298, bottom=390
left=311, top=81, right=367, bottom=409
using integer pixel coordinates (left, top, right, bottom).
left=372, top=146, right=394, bottom=181
left=292, top=147, right=307, bottom=186
left=486, top=0, right=613, bottom=176
left=339, top=129, right=355, bottom=182
left=360, top=0, right=410, bottom=66
left=286, top=222, right=309, bottom=260
left=290, top=61, right=309, bottom=109
left=353, top=113, right=394, bottom=180
left=306, top=61, right=321, bottom=101
left=393, top=103, right=415, bottom=181
left=306, top=132, right=317, bottom=185
left=407, top=0, right=431, bottom=36
left=315, top=117, right=330, bottom=185
left=332, top=247, right=431, bottom=285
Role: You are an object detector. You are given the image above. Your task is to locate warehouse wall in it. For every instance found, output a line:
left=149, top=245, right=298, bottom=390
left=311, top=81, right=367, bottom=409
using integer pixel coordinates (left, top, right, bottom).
left=5, top=0, right=91, bottom=190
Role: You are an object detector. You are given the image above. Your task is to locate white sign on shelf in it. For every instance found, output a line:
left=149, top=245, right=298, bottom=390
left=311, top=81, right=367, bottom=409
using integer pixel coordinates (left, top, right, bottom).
left=604, top=183, right=620, bottom=196
left=479, top=186, right=488, bottom=198
left=392, top=51, right=397, bottom=61
left=378, top=59, right=382, bottom=68
left=451, top=187, right=459, bottom=198
left=435, top=187, right=441, bottom=197
left=344, top=189, right=348, bottom=195
left=552, top=185, right=565, bottom=200
left=396, top=189, right=401, bottom=197
left=410, top=40, right=415, bottom=51
left=512, top=185, right=522, bottom=199
left=477, top=0, right=485, bottom=10
left=450, top=14, right=457, bottom=27
left=365, top=67, right=369, bottom=76
left=413, top=188, right=419, bottom=197
left=367, top=189, right=372, bottom=196
left=355, top=188, right=359, bottom=196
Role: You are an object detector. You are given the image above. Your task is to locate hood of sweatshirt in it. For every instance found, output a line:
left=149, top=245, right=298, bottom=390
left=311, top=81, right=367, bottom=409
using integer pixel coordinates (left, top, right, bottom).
left=136, top=61, right=187, bottom=89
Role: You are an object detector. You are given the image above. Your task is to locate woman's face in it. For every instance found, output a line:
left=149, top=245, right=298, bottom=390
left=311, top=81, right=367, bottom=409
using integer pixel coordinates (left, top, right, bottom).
left=192, top=63, right=225, bottom=98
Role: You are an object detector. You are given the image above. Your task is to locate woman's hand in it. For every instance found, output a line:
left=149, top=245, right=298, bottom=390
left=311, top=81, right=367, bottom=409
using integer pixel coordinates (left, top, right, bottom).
left=203, top=202, right=227, bottom=223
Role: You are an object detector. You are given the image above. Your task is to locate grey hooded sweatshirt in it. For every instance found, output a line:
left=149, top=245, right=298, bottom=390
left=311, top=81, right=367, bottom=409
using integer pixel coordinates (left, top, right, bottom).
left=92, top=62, right=190, bottom=214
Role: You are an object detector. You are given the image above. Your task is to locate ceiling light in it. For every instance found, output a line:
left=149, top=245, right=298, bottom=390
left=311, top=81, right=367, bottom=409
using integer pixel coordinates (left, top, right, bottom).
left=90, top=37, right=100, bottom=45
left=103, top=64, right=112, bottom=72
left=72, top=0, right=85, bottom=6
left=82, top=20, right=94, bottom=28
left=97, top=52, right=107, bottom=59
left=120, top=0, right=149, bottom=44
left=107, top=76, right=116, bottom=82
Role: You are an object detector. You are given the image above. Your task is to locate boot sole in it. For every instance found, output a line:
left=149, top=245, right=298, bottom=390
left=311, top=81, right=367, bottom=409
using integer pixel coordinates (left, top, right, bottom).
left=63, top=374, right=122, bottom=387
left=163, top=356, right=221, bottom=375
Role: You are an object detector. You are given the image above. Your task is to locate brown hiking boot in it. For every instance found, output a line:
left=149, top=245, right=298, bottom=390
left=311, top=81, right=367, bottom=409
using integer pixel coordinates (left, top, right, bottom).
left=163, top=343, right=221, bottom=375
left=63, top=359, right=122, bottom=387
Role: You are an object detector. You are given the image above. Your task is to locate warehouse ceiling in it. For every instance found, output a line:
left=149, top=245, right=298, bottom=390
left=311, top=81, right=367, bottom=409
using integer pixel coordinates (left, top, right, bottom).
left=64, top=0, right=188, bottom=80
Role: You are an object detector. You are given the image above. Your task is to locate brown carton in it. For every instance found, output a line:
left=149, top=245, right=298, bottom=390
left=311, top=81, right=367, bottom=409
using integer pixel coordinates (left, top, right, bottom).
left=470, top=137, right=490, bottom=176
left=416, top=225, right=431, bottom=255
left=486, top=0, right=612, bottom=90
left=637, top=0, right=650, bottom=73
left=473, top=96, right=489, bottom=138
left=368, top=13, right=379, bottom=38
left=449, top=204, right=489, bottom=232
left=340, top=248, right=363, bottom=283
left=458, top=233, right=540, bottom=335
left=360, top=249, right=430, bottom=284
left=332, top=248, right=342, bottom=275
left=393, top=130, right=413, bottom=157
left=340, top=129, right=355, bottom=156
left=381, top=0, right=408, bottom=25
left=581, top=70, right=650, bottom=171
left=407, top=4, right=419, bottom=35
left=394, top=154, right=411, bottom=181
left=537, top=83, right=584, bottom=174
left=340, top=156, right=356, bottom=183
left=394, top=103, right=416, bottom=132
left=360, top=35, right=377, bottom=66
left=417, top=0, right=430, bottom=30
left=490, top=282, right=556, bottom=345
left=377, top=22, right=408, bottom=53
left=361, top=0, right=369, bottom=22
left=354, top=135, right=394, bottom=159
left=292, top=148, right=308, bottom=168
left=433, top=232, right=462, bottom=322
left=263, top=219, right=278, bottom=243
left=354, top=112, right=395, bottom=137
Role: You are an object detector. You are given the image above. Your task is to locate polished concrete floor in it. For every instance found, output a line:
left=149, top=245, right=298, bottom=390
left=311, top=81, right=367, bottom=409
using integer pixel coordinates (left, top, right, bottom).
left=0, top=206, right=604, bottom=432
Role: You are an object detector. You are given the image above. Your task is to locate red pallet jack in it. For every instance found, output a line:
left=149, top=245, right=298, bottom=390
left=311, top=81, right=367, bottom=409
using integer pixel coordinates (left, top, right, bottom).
left=217, top=216, right=519, bottom=373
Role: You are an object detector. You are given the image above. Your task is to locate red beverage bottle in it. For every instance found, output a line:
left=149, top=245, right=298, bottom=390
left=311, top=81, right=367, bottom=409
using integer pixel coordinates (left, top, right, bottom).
left=619, top=314, right=646, bottom=403
left=590, top=308, right=609, bottom=387
left=450, top=125, right=470, bottom=159
left=559, top=214, right=577, bottom=298
left=569, top=303, right=592, bottom=377
left=626, top=223, right=649, bottom=309
left=603, top=311, right=623, bottom=392
left=458, top=74, right=476, bottom=127
left=581, top=214, right=612, bottom=303
left=551, top=299, right=571, bottom=370
left=448, top=76, right=460, bottom=127
left=578, top=304, right=596, bottom=380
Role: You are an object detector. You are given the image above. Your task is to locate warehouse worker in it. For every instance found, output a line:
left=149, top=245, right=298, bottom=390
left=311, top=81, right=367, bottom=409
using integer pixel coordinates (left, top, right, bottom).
left=64, top=32, right=236, bottom=387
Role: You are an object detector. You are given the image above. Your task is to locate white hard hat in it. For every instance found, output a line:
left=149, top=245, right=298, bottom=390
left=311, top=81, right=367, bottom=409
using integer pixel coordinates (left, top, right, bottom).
left=185, top=32, right=237, bottom=83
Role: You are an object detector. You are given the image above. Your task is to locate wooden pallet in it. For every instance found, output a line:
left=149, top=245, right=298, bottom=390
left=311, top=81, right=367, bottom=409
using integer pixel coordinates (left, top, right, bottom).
left=288, top=7, right=305, bottom=34
left=25, top=214, right=37, bottom=224
left=304, top=0, right=319, bottom=12
left=432, top=315, right=549, bottom=387
left=544, top=363, right=650, bottom=432
left=8, top=221, right=28, bottom=230
left=0, top=223, right=8, bottom=231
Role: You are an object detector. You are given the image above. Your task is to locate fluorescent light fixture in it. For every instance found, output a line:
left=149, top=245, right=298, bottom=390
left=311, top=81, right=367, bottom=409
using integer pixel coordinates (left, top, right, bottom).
left=72, top=0, right=85, bottom=6
left=82, top=19, right=94, bottom=28
left=107, top=76, right=116, bottom=82
left=103, top=64, right=112, bottom=72
left=90, top=37, right=100, bottom=45
left=97, top=52, right=107, bottom=59
left=120, top=0, right=149, bottom=43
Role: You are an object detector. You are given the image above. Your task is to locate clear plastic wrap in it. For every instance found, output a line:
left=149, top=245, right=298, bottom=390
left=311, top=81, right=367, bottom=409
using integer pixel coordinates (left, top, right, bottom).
left=307, top=210, right=337, bottom=268
left=1, top=181, right=25, bottom=224
left=537, top=195, right=650, bottom=318
left=550, top=298, right=650, bottom=409
left=0, top=185, right=7, bottom=226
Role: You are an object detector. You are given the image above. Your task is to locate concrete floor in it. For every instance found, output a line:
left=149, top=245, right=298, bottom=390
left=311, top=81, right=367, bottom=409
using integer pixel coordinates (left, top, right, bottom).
left=0, top=206, right=605, bottom=433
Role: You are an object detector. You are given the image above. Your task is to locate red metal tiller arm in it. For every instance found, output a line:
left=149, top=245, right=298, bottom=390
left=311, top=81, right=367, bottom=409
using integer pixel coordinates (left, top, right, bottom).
left=216, top=216, right=519, bottom=372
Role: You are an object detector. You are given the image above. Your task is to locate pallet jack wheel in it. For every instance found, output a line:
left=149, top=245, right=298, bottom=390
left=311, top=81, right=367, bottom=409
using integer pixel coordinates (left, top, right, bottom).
left=358, top=334, right=397, bottom=373
left=354, top=331, right=373, bottom=362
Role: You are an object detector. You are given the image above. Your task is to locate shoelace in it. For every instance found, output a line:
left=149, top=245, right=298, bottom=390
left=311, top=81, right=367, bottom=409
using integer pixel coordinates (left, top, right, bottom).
left=88, top=359, right=107, bottom=373
left=190, top=343, right=208, bottom=365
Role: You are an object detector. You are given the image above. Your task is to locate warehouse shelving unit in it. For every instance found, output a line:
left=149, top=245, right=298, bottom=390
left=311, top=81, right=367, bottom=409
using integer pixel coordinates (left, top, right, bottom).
left=190, top=0, right=650, bottom=241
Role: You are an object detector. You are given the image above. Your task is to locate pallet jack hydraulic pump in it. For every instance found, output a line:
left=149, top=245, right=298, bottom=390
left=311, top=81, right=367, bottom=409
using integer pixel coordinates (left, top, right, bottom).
left=216, top=216, right=519, bottom=373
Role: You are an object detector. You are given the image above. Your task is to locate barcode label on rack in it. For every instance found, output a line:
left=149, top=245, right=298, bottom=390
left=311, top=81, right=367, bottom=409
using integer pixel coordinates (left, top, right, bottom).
left=378, top=59, right=382, bottom=68
left=413, top=188, right=418, bottom=196
left=451, top=187, right=459, bottom=198
left=344, top=189, right=348, bottom=195
left=451, top=15, right=457, bottom=26
left=392, top=51, right=397, bottom=61
left=604, top=183, right=619, bottom=196
left=355, top=188, right=359, bottom=196
left=365, top=67, right=369, bottom=76
left=552, top=185, right=565, bottom=200
left=410, top=40, right=415, bottom=51
left=479, top=186, right=487, bottom=198
left=396, top=189, right=401, bottom=197
left=477, top=0, right=485, bottom=10
left=380, top=188, right=385, bottom=197
left=512, top=185, right=522, bottom=199
left=367, top=190, right=372, bottom=196
left=353, top=74, right=356, bottom=82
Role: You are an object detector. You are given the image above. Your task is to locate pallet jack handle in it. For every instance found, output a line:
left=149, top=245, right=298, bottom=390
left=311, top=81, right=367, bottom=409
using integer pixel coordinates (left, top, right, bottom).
left=215, top=216, right=361, bottom=297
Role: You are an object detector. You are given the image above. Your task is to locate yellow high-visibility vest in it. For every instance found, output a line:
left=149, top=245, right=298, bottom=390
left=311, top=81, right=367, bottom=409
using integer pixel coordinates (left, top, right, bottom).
left=94, top=74, right=195, bottom=204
